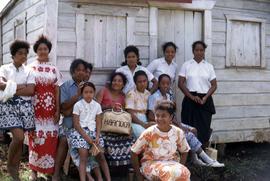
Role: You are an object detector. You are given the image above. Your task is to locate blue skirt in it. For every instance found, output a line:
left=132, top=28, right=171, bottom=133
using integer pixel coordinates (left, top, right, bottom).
left=67, top=127, right=104, bottom=172
left=102, top=133, right=135, bottom=166
left=0, top=96, right=35, bottom=131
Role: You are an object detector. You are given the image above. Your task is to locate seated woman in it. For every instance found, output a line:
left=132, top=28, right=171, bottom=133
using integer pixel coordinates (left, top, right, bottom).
left=131, top=100, right=190, bottom=181
left=148, top=74, right=224, bottom=167
left=96, top=72, right=135, bottom=175
left=125, top=70, right=155, bottom=138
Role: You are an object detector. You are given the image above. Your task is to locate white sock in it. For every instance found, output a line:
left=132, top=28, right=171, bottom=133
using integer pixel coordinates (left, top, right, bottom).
left=199, top=151, right=214, bottom=164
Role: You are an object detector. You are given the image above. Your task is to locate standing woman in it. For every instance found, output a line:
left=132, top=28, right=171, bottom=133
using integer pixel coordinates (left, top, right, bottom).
left=28, top=35, right=62, bottom=179
left=147, top=42, right=178, bottom=84
left=0, top=40, right=35, bottom=180
left=116, top=45, right=158, bottom=94
left=178, top=41, right=217, bottom=147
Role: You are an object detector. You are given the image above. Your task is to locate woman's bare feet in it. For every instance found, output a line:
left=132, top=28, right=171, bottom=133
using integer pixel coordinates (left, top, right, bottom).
left=29, top=170, right=37, bottom=181
left=7, top=165, right=20, bottom=181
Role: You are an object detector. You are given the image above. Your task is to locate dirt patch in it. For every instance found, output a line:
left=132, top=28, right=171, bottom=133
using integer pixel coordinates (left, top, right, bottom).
left=190, top=142, right=270, bottom=181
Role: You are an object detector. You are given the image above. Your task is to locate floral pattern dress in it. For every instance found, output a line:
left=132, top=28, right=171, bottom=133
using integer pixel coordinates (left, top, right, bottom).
left=28, top=61, right=62, bottom=174
left=131, top=125, right=191, bottom=181
left=125, top=88, right=150, bottom=138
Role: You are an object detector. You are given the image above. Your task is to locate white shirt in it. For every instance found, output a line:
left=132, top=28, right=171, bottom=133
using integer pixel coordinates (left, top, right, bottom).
left=73, top=99, right=102, bottom=131
left=147, top=57, right=178, bottom=83
left=178, top=59, right=216, bottom=94
left=116, top=65, right=155, bottom=94
left=0, top=63, right=35, bottom=100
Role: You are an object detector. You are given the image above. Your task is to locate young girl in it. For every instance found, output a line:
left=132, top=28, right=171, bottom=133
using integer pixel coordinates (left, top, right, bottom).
left=131, top=100, right=191, bottom=181
left=125, top=70, right=155, bottom=138
left=0, top=40, right=35, bottom=180
left=148, top=74, right=224, bottom=167
left=116, top=45, right=158, bottom=94
left=68, top=82, right=111, bottom=181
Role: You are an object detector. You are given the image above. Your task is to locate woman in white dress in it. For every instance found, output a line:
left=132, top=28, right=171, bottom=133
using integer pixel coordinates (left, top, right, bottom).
left=116, top=45, right=158, bottom=94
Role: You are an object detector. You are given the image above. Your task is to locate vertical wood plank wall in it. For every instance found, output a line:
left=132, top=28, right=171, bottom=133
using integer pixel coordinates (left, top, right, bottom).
left=1, top=0, right=270, bottom=143
left=1, top=0, right=46, bottom=64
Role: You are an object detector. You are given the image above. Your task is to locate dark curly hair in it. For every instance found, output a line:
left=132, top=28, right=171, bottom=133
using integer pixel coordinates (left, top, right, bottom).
left=86, top=62, right=93, bottom=72
left=10, top=40, right=30, bottom=56
left=162, top=42, right=178, bottom=53
left=155, top=100, right=176, bottom=116
left=158, top=74, right=171, bottom=83
left=81, top=81, right=96, bottom=93
left=109, top=72, right=127, bottom=87
left=133, top=70, right=148, bottom=83
left=33, top=35, right=52, bottom=53
left=192, top=41, right=207, bottom=52
left=121, top=45, right=142, bottom=66
left=70, top=58, right=88, bottom=75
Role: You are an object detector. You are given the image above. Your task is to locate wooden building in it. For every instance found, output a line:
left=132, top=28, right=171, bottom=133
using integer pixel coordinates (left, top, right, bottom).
left=1, top=0, right=270, bottom=143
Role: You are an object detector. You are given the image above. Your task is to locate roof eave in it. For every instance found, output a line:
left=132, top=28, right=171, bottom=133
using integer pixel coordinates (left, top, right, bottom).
left=0, top=0, right=17, bottom=19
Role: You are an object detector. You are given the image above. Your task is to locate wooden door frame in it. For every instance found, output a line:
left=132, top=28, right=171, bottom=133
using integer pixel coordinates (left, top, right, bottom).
left=44, top=0, right=59, bottom=65
left=148, top=0, right=216, bottom=62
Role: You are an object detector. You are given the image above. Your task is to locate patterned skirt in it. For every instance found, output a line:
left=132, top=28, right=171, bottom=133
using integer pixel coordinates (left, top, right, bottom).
left=0, top=96, right=35, bottom=131
left=141, top=160, right=190, bottom=181
left=67, top=128, right=102, bottom=172
left=102, top=133, right=135, bottom=166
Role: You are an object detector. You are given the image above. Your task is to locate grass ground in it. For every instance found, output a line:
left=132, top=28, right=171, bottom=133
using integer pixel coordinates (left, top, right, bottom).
left=0, top=142, right=270, bottom=181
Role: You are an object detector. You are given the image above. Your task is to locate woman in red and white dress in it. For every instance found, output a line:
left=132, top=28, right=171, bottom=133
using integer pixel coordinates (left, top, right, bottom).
left=28, top=35, right=62, bottom=180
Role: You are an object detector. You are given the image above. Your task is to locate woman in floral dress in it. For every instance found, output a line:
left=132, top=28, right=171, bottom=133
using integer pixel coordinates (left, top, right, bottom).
left=28, top=35, right=62, bottom=180
left=131, top=100, right=190, bottom=181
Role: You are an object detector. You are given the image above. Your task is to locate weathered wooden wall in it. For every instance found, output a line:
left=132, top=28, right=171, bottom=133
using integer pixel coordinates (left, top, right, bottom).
left=1, top=0, right=46, bottom=64
left=211, top=0, right=270, bottom=143
left=57, top=0, right=150, bottom=87
left=1, top=0, right=270, bottom=143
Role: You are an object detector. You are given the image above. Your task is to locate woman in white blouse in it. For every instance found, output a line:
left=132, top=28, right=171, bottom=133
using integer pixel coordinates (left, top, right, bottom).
left=147, top=42, right=178, bottom=84
left=116, top=45, right=158, bottom=94
left=178, top=41, right=217, bottom=147
left=0, top=40, right=35, bottom=180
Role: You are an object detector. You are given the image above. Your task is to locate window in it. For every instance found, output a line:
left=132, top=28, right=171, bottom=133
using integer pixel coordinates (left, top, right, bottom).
left=14, top=18, right=26, bottom=40
left=84, top=15, right=127, bottom=68
left=226, top=15, right=266, bottom=68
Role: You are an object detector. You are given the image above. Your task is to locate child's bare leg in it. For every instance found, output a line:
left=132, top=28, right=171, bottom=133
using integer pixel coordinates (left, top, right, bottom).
left=86, top=172, right=95, bottom=181
left=96, top=153, right=111, bottom=181
left=52, top=136, right=68, bottom=181
left=92, top=166, right=103, bottom=181
left=8, top=128, right=24, bottom=180
left=78, top=148, right=89, bottom=181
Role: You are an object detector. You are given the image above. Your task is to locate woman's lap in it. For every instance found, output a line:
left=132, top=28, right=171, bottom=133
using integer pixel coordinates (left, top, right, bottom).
left=102, top=133, right=135, bottom=166
left=141, top=160, right=190, bottom=181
